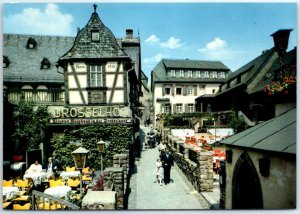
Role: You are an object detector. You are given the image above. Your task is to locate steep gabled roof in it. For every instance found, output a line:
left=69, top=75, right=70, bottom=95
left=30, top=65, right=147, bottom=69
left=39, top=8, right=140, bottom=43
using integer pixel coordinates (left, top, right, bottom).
left=3, top=34, right=74, bottom=84
left=59, top=11, right=128, bottom=60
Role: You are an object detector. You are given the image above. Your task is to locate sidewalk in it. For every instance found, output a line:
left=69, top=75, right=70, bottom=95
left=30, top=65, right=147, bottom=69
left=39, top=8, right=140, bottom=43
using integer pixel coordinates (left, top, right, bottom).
left=127, top=125, right=221, bottom=210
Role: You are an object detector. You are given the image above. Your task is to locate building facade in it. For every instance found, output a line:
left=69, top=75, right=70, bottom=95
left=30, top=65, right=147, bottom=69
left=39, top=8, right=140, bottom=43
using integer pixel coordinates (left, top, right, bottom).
left=151, top=59, right=230, bottom=126
left=3, top=6, right=143, bottom=164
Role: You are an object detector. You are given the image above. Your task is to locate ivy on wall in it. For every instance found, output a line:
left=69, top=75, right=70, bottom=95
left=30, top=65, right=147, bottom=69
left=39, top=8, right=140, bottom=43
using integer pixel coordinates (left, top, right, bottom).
left=50, top=125, right=133, bottom=170
left=12, top=99, right=50, bottom=155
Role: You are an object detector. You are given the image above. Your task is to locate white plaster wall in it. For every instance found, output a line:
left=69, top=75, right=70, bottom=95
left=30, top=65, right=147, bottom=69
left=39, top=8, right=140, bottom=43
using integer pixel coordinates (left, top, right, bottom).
left=106, top=74, right=124, bottom=88
left=225, top=147, right=296, bottom=209
left=106, top=90, right=124, bottom=103
left=68, top=74, right=87, bottom=88
left=69, top=90, right=88, bottom=104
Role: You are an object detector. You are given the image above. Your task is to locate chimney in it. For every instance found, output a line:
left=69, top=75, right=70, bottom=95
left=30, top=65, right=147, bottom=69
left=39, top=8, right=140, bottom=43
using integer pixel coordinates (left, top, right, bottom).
left=126, top=29, right=133, bottom=39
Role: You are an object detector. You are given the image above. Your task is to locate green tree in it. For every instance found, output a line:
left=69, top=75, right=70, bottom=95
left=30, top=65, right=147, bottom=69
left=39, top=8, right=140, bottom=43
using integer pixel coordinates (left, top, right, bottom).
left=12, top=99, right=50, bottom=155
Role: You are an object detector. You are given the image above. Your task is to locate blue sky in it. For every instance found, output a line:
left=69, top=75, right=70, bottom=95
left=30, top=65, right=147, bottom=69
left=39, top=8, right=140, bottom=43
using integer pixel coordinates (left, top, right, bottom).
left=2, top=1, right=297, bottom=79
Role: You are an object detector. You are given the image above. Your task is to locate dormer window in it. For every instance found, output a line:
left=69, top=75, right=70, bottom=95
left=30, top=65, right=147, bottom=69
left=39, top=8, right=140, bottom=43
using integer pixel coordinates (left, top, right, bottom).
left=3, top=56, right=10, bottom=68
left=27, top=37, right=37, bottom=49
left=41, top=57, right=50, bottom=69
left=91, top=30, right=100, bottom=42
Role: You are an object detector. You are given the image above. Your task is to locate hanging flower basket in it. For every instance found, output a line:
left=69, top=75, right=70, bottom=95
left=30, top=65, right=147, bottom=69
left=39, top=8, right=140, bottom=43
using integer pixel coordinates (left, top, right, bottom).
left=264, top=76, right=296, bottom=96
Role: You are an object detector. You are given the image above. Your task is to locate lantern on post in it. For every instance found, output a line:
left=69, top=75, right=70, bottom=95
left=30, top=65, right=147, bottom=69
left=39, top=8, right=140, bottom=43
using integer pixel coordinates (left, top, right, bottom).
left=72, top=147, right=89, bottom=197
left=97, top=140, right=106, bottom=175
left=271, top=29, right=292, bottom=80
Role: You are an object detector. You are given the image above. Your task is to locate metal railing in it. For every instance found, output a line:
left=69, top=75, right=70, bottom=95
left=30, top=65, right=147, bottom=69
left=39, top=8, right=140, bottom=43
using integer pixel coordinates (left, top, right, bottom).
left=31, top=190, right=80, bottom=210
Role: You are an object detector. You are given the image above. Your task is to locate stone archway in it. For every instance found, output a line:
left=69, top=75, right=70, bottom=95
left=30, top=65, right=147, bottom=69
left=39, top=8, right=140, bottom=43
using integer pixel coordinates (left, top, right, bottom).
left=232, top=152, right=263, bottom=209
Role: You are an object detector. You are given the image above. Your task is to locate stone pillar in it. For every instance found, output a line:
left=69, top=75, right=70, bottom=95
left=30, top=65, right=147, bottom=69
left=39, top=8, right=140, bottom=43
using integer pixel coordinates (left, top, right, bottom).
left=198, top=151, right=213, bottom=192
left=104, top=167, right=124, bottom=209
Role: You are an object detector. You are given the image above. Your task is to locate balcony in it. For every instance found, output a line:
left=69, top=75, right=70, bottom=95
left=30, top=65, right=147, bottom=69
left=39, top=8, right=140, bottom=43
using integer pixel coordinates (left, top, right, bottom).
left=3, top=89, right=65, bottom=105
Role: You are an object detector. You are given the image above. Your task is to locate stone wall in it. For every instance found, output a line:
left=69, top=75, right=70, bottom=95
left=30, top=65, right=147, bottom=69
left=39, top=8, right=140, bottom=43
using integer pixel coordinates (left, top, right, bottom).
left=166, top=134, right=214, bottom=192
left=102, top=152, right=129, bottom=210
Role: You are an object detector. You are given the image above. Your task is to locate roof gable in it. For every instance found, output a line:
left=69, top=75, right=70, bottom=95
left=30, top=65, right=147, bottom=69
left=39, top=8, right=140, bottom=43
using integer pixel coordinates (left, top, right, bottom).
left=60, top=12, right=128, bottom=60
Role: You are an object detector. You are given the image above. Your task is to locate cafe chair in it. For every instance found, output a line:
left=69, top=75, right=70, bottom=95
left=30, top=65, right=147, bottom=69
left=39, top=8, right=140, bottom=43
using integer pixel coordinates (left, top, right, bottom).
left=2, top=179, right=13, bottom=187
left=13, top=203, right=31, bottom=210
left=82, top=175, right=92, bottom=182
left=66, top=166, right=76, bottom=172
left=49, top=179, right=65, bottom=187
left=67, top=178, right=80, bottom=189
left=16, top=179, right=31, bottom=195
left=36, top=199, right=63, bottom=210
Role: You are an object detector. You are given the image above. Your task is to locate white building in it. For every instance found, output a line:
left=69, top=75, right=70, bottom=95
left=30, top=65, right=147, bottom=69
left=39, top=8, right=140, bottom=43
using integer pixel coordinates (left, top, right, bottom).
left=151, top=59, right=230, bottom=126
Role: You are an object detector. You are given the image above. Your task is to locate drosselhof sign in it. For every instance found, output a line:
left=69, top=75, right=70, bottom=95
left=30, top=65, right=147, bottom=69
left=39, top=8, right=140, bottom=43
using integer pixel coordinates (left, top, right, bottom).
left=48, top=106, right=132, bottom=125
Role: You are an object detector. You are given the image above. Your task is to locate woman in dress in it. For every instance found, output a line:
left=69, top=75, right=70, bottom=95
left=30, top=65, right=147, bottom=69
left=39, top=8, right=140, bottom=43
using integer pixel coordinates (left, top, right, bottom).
left=156, top=159, right=164, bottom=186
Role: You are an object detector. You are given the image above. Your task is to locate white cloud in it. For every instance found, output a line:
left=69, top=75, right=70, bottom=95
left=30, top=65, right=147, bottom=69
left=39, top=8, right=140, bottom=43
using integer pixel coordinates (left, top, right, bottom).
left=4, top=4, right=74, bottom=36
left=145, top=35, right=160, bottom=43
left=160, top=37, right=182, bottom=49
left=198, top=37, right=233, bottom=59
left=143, top=53, right=164, bottom=64
left=198, top=37, right=227, bottom=52
left=144, top=35, right=182, bottom=49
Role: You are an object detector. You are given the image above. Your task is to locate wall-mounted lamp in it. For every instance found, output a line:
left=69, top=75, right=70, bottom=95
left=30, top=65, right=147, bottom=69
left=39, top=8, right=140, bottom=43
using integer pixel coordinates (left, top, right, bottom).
left=259, top=158, right=271, bottom=177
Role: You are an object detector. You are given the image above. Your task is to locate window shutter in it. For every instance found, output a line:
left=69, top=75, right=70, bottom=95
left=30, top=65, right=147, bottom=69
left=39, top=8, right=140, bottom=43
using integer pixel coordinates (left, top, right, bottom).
left=185, top=104, right=188, bottom=113
left=194, top=85, right=197, bottom=96
left=171, top=84, right=175, bottom=96
left=183, top=86, right=187, bottom=96
left=173, top=104, right=176, bottom=113
left=162, top=85, right=165, bottom=96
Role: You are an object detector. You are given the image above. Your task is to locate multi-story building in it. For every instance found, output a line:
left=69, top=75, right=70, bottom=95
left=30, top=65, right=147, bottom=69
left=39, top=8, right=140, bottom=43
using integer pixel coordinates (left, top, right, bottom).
left=151, top=59, right=230, bottom=126
left=3, top=5, right=144, bottom=162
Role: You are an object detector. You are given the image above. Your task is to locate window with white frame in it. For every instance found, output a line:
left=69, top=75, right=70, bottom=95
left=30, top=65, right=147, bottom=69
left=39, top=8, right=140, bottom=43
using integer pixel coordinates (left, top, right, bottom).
left=219, top=71, right=226, bottom=79
left=90, top=65, right=102, bottom=87
left=187, top=86, right=193, bottom=95
left=204, top=71, right=209, bottom=78
left=163, top=104, right=171, bottom=114
left=176, top=104, right=183, bottom=113
left=179, top=70, right=184, bottom=77
left=164, top=87, right=171, bottom=95
left=212, top=71, right=218, bottom=78
left=187, top=70, right=193, bottom=78
left=187, top=104, right=194, bottom=113
left=176, top=87, right=182, bottom=95
left=170, top=70, right=176, bottom=77
left=197, top=71, right=201, bottom=78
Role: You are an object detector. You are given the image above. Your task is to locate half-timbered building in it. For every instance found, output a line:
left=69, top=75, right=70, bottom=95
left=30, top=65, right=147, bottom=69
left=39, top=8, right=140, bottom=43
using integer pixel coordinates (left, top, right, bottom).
left=3, top=5, right=143, bottom=163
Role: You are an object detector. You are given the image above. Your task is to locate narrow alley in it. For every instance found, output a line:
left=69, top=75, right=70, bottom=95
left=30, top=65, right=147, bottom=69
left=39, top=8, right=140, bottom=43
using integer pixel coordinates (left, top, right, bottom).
left=128, top=125, right=211, bottom=210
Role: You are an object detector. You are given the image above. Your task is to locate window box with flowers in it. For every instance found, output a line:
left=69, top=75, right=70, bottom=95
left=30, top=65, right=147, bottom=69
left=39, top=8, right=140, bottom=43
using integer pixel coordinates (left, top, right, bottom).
left=263, top=76, right=296, bottom=101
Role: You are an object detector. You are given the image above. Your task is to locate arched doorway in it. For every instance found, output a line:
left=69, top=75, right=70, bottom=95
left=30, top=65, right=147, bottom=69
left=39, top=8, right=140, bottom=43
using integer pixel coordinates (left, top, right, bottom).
left=232, top=152, right=263, bottom=209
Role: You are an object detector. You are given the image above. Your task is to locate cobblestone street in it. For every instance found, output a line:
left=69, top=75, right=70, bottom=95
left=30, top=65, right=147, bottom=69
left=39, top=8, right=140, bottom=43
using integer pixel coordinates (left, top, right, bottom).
left=128, top=126, right=210, bottom=210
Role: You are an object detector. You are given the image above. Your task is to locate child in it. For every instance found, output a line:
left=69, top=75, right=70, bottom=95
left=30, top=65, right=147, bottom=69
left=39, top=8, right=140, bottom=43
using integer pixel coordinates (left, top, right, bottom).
left=156, top=159, right=163, bottom=186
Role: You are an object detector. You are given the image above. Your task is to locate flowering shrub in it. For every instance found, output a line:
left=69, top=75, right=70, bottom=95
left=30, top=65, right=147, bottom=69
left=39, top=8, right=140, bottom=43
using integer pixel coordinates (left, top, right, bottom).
left=264, top=76, right=296, bottom=95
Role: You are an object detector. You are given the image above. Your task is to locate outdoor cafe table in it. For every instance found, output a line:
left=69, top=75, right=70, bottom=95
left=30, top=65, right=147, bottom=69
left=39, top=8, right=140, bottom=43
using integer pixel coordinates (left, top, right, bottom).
left=23, top=172, right=47, bottom=186
left=2, top=186, right=20, bottom=201
left=60, top=171, right=80, bottom=181
left=44, top=186, right=72, bottom=201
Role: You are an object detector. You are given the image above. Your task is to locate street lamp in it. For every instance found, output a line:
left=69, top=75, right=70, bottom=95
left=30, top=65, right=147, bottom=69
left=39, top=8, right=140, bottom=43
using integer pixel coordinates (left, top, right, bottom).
left=72, top=147, right=89, bottom=197
left=271, top=29, right=292, bottom=80
left=97, top=140, right=106, bottom=175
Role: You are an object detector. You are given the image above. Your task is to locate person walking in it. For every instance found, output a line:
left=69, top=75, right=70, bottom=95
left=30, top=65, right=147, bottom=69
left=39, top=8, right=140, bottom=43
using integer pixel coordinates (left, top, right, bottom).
left=155, top=159, right=164, bottom=186
left=161, top=149, right=174, bottom=185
